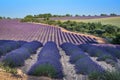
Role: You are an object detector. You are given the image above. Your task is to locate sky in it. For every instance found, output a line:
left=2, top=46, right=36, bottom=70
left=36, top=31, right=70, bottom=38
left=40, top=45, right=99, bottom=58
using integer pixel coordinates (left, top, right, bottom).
left=0, top=0, right=120, bottom=18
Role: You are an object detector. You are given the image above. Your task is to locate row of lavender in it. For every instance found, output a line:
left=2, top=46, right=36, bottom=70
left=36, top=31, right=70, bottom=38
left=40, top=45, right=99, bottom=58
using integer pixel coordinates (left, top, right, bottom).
left=2, top=41, right=42, bottom=67
left=79, top=44, right=120, bottom=65
left=60, top=43, right=104, bottom=74
left=0, top=20, right=97, bottom=45
left=0, top=39, right=120, bottom=78
left=0, top=40, right=63, bottom=78
left=28, top=42, right=63, bottom=78
left=0, top=40, right=26, bottom=57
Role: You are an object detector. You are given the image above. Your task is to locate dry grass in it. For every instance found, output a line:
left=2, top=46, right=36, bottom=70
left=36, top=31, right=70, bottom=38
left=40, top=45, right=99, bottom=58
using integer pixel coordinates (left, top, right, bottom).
left=0, top=70, right=52, bottom=80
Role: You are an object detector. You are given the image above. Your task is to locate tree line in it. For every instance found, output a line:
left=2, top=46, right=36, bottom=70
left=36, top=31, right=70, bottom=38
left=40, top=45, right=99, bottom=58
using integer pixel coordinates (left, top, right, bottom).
left=0, top=16, right=11, bottom=19
left=21, top=13, right=119, bottom=19
left=0, top=13, right=119, bottom=20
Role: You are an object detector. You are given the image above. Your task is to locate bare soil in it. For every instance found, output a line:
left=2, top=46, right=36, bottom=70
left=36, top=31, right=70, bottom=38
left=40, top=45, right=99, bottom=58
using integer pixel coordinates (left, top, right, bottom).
left=0, top=71, right=52, bottom=80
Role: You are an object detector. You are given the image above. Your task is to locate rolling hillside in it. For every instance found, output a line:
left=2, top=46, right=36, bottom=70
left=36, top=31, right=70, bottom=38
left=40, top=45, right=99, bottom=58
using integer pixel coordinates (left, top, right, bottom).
left=0, top=19, right=104, bottom=45
left=0, top=19, right=120, bottom=80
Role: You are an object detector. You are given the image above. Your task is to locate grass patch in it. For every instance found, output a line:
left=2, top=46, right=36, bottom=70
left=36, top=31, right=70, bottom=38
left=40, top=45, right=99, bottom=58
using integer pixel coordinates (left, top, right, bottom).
left=32, top=64, right=57, bottom=78
left=88, top=70, right=120, bottom=80
left=0, top=63, right=17, bottom=74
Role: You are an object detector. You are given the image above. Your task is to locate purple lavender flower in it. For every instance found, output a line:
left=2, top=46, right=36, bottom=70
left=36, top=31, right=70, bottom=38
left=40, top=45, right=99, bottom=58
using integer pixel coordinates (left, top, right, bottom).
left=75, top=57, right=105, bottom=75
left=0, top=41, right=23, bottom=57
left=3, top=47, right=30, bottom=67
left=28, top=41, right=63, bottom=78
left=61, top=43, right=105, bottom=74
left=22, top=41, right=43, bottom=53
left=79, top=44, right=117, bottom=65
left=2, top=41, right=43, bottom=67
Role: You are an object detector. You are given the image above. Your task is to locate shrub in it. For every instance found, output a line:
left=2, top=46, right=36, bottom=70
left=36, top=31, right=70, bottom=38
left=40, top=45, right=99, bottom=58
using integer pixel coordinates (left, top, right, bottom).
left=0, top=41, right=22, bottom=57
left=28, top=58, right=63, bottom=78
left=88, top=70, right=120, bottom=80
left=104, top=46, right=120, bottom=59
left=32, top=64, right=56, bottom=77
left=88, top=71, right=102, bottom=80
left=0, top=40, right=12, bottom=45
left=28, top=42, right=63, bottom=78
left=38, top=41, right=60, bottom=60
left=79, top=44, right=117, bottom=65
left=61, top=43, right=104, bottom=75
left=2, top=41, right=43, bottom=67
left=112, top=33, right=120, bottom=44
left=61, top=42, right=82, bottom=55
left=28, top=61, right=59, bottom=78
left=3, top=47, right=30, bottom=67
left=22, top=41, right=43, bottom=53
left=70, top=51, right=87, bottom=64
left=0, top=63, right=17, bottom=74
left=78, top=44, right=90, bottom=52
left=75, top=57, right=104, bottom=75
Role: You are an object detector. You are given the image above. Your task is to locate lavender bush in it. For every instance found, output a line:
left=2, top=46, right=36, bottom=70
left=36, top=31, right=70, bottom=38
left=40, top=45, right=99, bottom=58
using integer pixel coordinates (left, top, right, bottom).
left=61, top=43, right=104, bottom=75
left=116, top=45, right=120, bottom=50
left=103, top=47, right=120, bottom=59
left=60, top=42, right=82, bottom=55
left=3, top=47, right=30, bottom=67
left=92, top=44, right=120, bottom=59
left=2, top=41, right=42, bottom=67
left=0, top=41, right=23, bottom=57
left=79, top=44, right=117, bottom=65
left=17, top=40, right=27, bottom=45
left=0, top=40, right=13, bottom=45
left=38, top=41, right=61, bottom=60
left=28, top=41, right=63, bottom=78
left=75, top=57, right=105, bottom=75
left=61, top=43, right=88, bottom=63
left=22, top=41, right=43, bottom=53
left=28, top=59, right=63, bottom=78
left=78, top=44, right=90, bottom=52
left=70, top=51, right=87, bottom=64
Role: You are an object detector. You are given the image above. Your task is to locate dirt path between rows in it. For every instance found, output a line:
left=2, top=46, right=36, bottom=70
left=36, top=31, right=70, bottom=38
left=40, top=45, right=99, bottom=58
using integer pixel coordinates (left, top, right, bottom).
left=59, top=48, right=88, bottom=80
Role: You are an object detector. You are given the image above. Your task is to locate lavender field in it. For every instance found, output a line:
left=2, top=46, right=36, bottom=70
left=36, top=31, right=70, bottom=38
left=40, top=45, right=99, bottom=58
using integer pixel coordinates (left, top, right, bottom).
left=0, top=0, right=120, bottom=79
left=0, top=19, right=97, bottom=46
left=0, top=19, right=120, bottom=80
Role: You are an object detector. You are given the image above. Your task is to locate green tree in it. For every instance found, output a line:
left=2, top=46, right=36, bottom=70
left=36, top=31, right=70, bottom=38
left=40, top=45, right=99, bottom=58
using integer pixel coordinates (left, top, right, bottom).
left=82, top=15, right=85, bottom=17
left=7, top=17, right=11, bottom=19
left=88, top=15, right=91, bottom=17
left=110, top=13, right=117, bottom=16
left=65, top=14, right=72, bottom=17
left=21, top=15, right=34, bottom=22
left=0, top=16, right=2, bottom=19
left=25, top=15, right=33, bottom=18
left=112, top=33, right=120, bottom=44
left=100, top=14, right=107, bottom=16
left=104, top=25, right=117, bottom=34
left=75, top=14, right=80, bottom=17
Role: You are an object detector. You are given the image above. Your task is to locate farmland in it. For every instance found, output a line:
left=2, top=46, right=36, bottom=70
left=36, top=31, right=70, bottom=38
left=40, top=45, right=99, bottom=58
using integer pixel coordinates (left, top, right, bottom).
left=0, top=0, right=120, bottom=79
left=60, top=16, right=120, bottom=27
left=21, top=14, right=120, bottom=44
left=0, top=19, right=99, bottom=45
left=0, top=19, right=120, bottom=80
